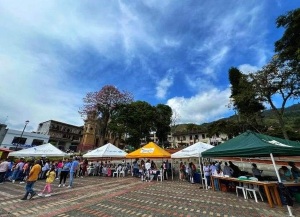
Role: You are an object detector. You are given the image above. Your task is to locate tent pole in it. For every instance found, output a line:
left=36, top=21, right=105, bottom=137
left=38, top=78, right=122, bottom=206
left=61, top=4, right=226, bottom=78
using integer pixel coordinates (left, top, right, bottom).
left=171, top=159, right=173, bottom=180
left=270, top=153, right=294, bottom=217
left=199, top=155, right=204, bottom=188
left=270, top=153, right=281, bottom=182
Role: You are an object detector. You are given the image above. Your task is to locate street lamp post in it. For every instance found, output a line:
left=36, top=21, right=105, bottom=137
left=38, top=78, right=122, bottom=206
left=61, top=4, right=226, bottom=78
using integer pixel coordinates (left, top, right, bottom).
left=15, top=120, right=29, bottom=151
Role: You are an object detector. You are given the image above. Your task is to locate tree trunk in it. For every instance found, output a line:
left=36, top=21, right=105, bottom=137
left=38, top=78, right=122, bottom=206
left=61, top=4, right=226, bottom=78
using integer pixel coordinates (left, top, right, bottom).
left=269, top=104, right=289, bottom=140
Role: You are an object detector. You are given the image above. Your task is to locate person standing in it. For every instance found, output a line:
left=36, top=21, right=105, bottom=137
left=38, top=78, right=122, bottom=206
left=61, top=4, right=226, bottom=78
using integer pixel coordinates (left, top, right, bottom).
left=38, top=165, right=56, bottom=197
left=68, top=157, right=79, bottom=188
left=40, top=160, right=50, bottom=180
left=56, top=160, right=64, bottom=180
left=20, top=160, right=41, bottom=200
left=58, top=159, right=71, bottom=187
left=20, top=160, right=31, bottom=184
left=179, top=162, right=185, bottom=181
left=11, top=158, right=25, bottom=183
left=203, top=162, right=211, bottom=188
left=145, top=159, right=151, bottom=182
left=0, top=159, right=10, bottom=184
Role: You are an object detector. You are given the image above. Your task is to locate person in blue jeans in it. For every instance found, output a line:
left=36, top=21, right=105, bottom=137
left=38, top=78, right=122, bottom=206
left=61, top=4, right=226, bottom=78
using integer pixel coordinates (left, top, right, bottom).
left=58, top=159, right=71, bottom=187
left=68, top=157, right=79, bottom=188
left=203, top=163, right=211, bottom=188
left=11, top=158, right=25, bottom=183
left=21, top=160, right=41, bottom=200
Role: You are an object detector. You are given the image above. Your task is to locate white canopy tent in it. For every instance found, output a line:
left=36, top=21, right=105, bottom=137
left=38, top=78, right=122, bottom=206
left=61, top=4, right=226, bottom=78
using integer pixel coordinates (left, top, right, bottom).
left=171, top=142, right=214, bottom=159
left=82, top=143, right=127, bottom=158
left=8, top=143, right=68, bottom=157
left=171, top=142, right=214, bottom=185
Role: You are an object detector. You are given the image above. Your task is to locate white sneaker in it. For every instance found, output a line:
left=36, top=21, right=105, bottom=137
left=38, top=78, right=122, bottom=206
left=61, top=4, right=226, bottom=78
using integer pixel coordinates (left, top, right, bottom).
left=38, top=193, right=44, bottom=197
left=45, top=194, right=51, bottom=197
left=58, top=184, right=61, bottom=187
left=19, top=181, right=25, bottom=184
left=12, top=180, right=15, bottom=183
left=63, top=184, right=65, bottom=187
left=67, top=185, right=72, bottom=188
left=55, top=178, right=59, bottom=180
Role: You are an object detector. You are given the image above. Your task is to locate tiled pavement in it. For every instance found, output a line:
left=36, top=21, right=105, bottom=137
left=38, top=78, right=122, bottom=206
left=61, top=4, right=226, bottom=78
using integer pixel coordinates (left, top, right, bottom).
left=0, top=176, right=299, bottom=217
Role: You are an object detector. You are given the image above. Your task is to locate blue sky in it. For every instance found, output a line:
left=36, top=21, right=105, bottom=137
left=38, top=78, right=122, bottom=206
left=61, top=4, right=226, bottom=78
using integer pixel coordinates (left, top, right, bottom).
left=0, top=1, right=299, bottom=131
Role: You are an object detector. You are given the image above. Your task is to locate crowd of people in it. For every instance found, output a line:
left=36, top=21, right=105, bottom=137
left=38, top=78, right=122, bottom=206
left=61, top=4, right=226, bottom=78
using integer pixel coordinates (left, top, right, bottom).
left=132, top=159, right=171, bottom=182
left=1, top=156, right=300, bottom=201
left=0, top=157, right=126, bottom=199
left=179, top=161, right=197, bottom=183
left=279, top=161, right=300, bottom=182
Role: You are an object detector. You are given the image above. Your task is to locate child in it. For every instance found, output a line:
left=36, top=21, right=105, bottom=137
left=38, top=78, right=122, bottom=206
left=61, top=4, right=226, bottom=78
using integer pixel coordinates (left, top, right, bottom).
left=38, top=165, right=56, bottom=197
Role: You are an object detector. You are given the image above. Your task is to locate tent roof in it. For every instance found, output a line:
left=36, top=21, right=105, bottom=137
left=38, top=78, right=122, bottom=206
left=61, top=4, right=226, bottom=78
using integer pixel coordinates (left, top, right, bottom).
left=82, top=143, right=127, bottom=158
left=8, top=143, right=67, bottom=157
left=126, top=142, right=171, bottom=159
left=0, top=147, right=13, bottom=152
left=171, top=142, right=214, bottom=159
left=202, top=131, right=300, bottom=158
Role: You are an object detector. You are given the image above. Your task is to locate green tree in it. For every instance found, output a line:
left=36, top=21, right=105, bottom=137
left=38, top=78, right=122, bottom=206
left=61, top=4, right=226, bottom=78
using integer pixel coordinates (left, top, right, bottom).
left=154, top=104, right=172, bottom=147
left=275, top=8, right=300, bottom=73
left=249, top=58, right=300, bottom=139
left=110, top=101, right=156, bottom=148
left=228, top=67, right=265, bottom=131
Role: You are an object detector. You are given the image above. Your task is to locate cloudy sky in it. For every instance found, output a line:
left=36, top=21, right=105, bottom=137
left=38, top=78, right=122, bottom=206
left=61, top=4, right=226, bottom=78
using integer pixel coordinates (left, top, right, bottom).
left=0, top=1, right=298, bottom=131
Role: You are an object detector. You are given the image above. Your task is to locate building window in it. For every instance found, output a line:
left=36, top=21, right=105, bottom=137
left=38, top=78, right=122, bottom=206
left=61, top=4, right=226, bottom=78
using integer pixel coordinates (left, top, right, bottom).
left=202, top=134, right=205, bottom=139
left=12, top=137, right=27, bottom=145
left=32, top=139, right=44, bottom=146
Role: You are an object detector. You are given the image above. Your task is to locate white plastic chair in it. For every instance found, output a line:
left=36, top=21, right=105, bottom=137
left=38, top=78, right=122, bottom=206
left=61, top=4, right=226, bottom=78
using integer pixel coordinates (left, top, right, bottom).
left=236, top=176, right=248, bottom=199
left=157, top=169, right=163, bottom=182
left=245, top=177, right=263, bottom=203
left=119, top=167, right=125, bottom=177
left=113, top=168, right=119, bottom=177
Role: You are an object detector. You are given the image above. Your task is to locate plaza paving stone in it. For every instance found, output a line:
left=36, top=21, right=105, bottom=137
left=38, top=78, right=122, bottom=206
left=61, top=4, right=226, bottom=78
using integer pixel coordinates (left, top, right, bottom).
left=0, top=176, right=299, bottom=217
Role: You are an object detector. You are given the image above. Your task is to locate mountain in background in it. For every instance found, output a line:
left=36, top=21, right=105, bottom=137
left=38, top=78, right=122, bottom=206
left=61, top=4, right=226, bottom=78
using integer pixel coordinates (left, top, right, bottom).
left=174, top=103, right=300, bottom=141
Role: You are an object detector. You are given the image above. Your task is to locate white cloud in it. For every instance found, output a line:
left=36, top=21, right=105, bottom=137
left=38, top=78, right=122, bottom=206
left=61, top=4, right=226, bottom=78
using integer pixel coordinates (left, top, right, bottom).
left=0, top=1, right=285, bottom=132
left=155, top=72, right=174, bottom=99
left=166, top=87, right=232, bottom=124
left=238, top=64, right=260, bottom=74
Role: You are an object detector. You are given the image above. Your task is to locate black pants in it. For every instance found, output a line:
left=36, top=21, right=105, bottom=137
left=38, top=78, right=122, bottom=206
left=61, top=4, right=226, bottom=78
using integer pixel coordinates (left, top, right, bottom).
left=0, top=172, right=6, bottom=183
left=60, top=171, right=69, bottom=184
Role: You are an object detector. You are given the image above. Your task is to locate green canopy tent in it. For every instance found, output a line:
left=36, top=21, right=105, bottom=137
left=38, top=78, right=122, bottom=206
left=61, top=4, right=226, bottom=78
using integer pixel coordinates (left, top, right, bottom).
left=201, top=131, right=300, bottom=158
left=202, top=130, right=300, bottom=217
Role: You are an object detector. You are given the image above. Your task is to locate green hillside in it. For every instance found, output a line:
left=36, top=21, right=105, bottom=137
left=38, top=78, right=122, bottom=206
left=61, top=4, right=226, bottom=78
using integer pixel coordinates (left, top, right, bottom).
left=174, top=103, right=300, bottom=140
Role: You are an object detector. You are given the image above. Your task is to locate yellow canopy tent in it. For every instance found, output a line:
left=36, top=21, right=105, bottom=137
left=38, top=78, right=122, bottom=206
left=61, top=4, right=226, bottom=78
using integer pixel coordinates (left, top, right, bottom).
left=126, top=142, right=171, bottom=159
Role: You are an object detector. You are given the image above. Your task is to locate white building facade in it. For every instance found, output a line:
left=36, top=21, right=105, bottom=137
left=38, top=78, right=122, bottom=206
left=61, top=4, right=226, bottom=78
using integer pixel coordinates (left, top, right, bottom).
left=0, top=129, right=49, bottom=150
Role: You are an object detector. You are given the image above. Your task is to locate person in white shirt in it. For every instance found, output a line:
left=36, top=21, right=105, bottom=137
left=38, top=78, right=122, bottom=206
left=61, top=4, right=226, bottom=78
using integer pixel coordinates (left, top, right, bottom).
left=203, top=163, right=211, bottom=188
left=0, top=159, right=11, bottom=184
left=40, top=160, right=50, bottom=180
left=212, top=168, right=223, bottom=191
left=210, top=162, right=216, bottom=175
left=145, top=160, right=151, bottom=182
